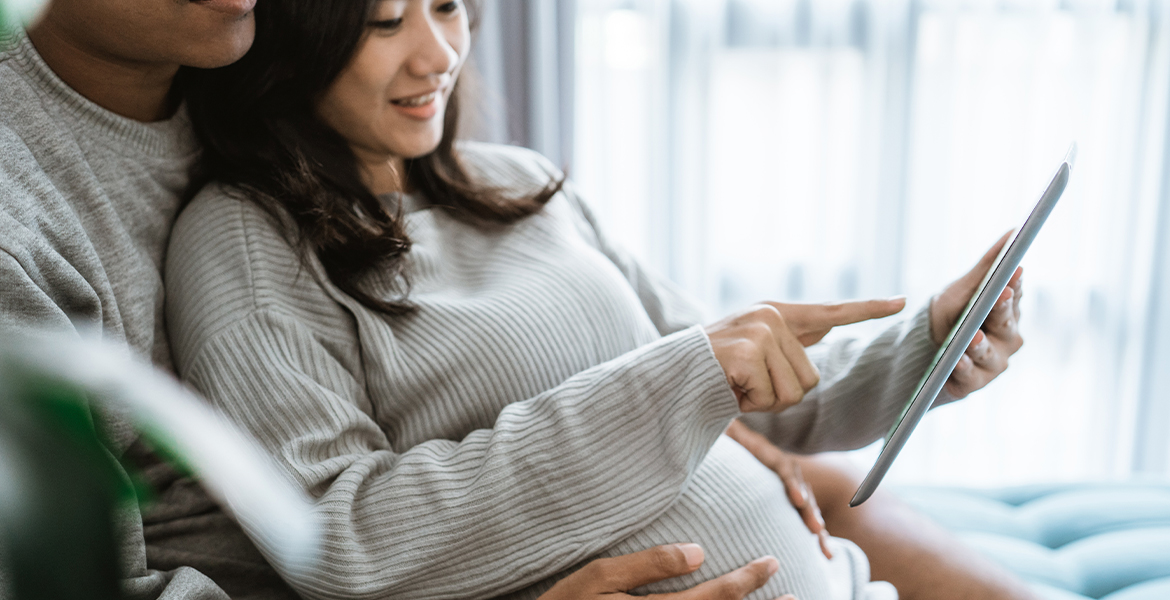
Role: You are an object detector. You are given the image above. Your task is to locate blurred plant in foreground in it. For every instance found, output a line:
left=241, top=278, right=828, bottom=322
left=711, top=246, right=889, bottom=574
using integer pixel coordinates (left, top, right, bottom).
left=0, top=0, right=44, bottom=33
left=0, top=334, right=321, bottom=599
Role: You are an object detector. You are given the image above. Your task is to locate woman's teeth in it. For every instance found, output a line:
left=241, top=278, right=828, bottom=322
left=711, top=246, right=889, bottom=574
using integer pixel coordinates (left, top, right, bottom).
left=392, top=92, right=437, bottom=107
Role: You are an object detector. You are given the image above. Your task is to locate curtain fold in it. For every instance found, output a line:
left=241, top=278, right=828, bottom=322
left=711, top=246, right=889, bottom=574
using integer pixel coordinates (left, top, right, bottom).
left=466, top=0, right=576, bottom=168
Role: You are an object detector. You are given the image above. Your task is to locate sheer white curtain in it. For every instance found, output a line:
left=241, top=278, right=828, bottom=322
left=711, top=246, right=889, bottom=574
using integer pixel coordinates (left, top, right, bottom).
left=573, top=0, right=1170, bottom=486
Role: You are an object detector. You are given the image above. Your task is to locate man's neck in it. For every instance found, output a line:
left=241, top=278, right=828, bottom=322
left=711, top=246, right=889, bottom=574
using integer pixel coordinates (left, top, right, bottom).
left=26, top=21, right=179, bottom=123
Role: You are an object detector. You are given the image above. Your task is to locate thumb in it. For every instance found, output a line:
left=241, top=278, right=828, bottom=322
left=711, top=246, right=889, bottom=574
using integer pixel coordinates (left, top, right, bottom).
left=962, top=230, right=1014, bottom=287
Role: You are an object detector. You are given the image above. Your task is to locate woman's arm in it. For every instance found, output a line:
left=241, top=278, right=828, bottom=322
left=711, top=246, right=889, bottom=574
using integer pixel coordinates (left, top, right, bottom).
left=560, top=184, right=940, bottom=454
left=739, top=237, right=1025, bottom=453
left=183, top=311, right=737, bottom=600
left=166, top=191, right=742, bottom=600
left=737, top=303, right=941, bottom=453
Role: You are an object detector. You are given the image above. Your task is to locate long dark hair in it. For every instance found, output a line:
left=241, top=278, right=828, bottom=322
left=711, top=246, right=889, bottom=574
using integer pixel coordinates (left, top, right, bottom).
left=182, top=0, right=563, bottom=314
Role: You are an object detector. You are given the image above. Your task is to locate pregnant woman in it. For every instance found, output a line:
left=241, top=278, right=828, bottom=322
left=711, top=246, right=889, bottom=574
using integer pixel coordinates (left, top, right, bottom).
left=166, top=0, right=1021, bottom=598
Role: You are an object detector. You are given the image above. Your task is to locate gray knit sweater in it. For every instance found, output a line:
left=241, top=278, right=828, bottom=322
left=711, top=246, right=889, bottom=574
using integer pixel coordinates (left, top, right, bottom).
left=0, top=33, right=296, bottom=600
left=166, top=142, right=941, bottom=600
left=0, top=33, right=223, bottom=600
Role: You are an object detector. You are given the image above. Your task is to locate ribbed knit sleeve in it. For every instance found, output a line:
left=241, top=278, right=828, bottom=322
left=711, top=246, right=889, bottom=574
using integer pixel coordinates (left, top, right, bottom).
left=547, top=157, right=943, bottom=455
left=166, top=189, right=741, bottom=600
left=739, top=306, right=941, bottom=453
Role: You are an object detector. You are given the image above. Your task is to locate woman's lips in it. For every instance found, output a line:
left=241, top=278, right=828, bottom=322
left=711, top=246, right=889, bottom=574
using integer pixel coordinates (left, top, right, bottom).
left=390, top=91, right=440, bottom=120
left=191, top=0, right=257, bottom=17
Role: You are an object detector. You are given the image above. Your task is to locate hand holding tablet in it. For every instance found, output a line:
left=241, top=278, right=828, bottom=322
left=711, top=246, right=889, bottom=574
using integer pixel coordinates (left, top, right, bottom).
left=849, top=144, right=1076, bottom=506
left=930, top=233, right=1026, bottom=400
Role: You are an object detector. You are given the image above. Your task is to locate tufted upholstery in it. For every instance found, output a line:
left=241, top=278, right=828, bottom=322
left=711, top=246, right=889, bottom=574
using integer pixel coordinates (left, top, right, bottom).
left=896, top=482, right=1170, bottom=600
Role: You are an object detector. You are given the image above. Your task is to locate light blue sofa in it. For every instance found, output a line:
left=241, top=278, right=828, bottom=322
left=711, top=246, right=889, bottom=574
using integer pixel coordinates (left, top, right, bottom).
left=897, top=483, right=1170, bottom=600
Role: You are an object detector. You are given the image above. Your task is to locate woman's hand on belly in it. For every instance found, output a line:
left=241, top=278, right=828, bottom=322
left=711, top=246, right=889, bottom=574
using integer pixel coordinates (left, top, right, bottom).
left=538, top=544, right=796, bottom=600
left=725, top=419, right=833, bottom=560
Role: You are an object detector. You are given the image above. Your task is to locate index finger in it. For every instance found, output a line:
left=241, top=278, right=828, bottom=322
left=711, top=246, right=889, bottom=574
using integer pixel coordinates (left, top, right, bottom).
left=771, top=298, right=907, bottom=331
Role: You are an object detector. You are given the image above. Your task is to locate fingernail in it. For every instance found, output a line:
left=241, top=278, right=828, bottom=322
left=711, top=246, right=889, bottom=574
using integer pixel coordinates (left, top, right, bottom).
left=815, top=511, right=825, bottom=528
left=800, top=484, right=810, bottom=503
left=756, top=555, right=780, bottom=576
left=677, top=543, right=704, bottom=568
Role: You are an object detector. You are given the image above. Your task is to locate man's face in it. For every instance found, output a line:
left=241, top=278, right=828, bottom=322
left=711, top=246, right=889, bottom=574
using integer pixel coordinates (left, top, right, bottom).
left=41, top=0, right=256, bottom=69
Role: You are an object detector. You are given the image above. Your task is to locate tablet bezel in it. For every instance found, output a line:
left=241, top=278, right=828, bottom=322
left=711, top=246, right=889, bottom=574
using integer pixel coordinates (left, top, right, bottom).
left=849, top=145, right=1075, bottom=507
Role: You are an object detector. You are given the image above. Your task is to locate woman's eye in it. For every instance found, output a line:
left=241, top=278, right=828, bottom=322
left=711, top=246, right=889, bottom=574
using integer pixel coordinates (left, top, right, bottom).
left=436, top=1, right=460, bottom=14
left=369, top=17, right=404, bottom=31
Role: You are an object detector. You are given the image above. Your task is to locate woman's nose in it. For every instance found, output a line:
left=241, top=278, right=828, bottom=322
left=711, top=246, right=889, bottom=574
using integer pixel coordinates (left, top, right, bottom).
left=405, top=17, right=460, bottom=78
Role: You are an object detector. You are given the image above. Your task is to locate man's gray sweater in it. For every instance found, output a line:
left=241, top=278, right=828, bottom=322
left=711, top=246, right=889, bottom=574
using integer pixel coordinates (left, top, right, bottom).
left=0, top=32, right=287, bottom=600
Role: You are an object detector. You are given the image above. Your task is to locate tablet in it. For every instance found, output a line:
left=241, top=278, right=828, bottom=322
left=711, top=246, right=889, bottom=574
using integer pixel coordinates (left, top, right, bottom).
left=849, top=144, right=1076, bottom=507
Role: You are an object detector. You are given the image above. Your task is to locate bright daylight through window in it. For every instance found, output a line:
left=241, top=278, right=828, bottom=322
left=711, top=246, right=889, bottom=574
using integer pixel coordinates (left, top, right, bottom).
left=574, top=0, right=1170, bottom=487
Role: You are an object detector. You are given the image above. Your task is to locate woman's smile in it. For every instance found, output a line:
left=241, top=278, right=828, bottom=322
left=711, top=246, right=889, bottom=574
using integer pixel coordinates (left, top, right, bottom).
left=390, top=88, right=443, bottom=120
left=313, top=0, right=470, bottom=191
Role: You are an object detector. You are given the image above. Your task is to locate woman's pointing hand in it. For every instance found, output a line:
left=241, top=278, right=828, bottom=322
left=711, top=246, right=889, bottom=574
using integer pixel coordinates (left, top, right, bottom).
left=705, top=298, right=907, bottom=413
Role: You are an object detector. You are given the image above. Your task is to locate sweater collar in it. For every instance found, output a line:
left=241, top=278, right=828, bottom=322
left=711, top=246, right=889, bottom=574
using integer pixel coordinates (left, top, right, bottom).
left=3, top=31, right=198, bottom=159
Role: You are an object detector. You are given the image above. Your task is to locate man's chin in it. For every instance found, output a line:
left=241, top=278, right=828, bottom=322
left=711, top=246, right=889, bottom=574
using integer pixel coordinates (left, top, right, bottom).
left=181, top=19, right=256, bottom=69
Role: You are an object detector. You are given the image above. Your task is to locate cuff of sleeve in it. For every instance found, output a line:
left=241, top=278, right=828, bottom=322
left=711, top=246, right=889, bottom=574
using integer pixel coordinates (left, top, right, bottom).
left=904, top=302, right=939, bottom=355
left=908, top=302, right=959, bottom=408
left=884, top=304, right=940, bottom=402
left=685, top=323, right=742, bottom=415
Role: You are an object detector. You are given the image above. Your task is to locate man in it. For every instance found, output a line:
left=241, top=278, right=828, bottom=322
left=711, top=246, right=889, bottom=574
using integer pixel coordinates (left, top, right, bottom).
left=0, top=1, right=265, bottom=597
left=0, top=1, right=1035, bottom=599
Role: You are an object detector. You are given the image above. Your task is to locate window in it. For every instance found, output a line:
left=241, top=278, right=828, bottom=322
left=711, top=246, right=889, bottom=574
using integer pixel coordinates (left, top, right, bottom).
left=574, top=0, right=1170, bottom=486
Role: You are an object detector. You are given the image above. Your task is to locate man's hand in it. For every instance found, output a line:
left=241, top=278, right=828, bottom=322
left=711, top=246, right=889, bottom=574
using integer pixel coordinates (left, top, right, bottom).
left=725, top=420, right=832, bottom=560
left=705, top=299, right=906, bottom=413
left=538, top=544, right=796, bottom=600
left=929, top=232, right=1025, bottom=399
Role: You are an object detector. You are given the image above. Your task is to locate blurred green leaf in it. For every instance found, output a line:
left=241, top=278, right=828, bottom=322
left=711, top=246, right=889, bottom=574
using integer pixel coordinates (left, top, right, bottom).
left=0, top=0, right=47, bottom=32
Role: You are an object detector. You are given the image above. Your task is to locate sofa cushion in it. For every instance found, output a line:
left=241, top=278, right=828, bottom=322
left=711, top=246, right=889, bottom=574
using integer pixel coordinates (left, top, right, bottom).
left=896, top=483, right=1170, bottom=600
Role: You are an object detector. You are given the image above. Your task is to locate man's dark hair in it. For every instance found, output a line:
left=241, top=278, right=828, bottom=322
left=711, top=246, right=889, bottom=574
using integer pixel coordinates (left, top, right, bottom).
left=183, top=0, right=562, bottom=314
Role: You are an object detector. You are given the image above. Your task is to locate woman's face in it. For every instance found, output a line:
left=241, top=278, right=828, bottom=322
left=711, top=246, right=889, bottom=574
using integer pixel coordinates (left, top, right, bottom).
left=316, top=0, right=469, bottom=170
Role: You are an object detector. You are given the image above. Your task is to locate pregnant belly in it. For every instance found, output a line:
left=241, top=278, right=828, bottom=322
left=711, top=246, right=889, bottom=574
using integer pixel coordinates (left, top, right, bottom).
left=599, top=435, right=868, bottom=600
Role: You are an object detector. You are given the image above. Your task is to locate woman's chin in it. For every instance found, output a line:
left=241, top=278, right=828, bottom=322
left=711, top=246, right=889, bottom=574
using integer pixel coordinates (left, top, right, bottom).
left=398, top=143, right=444, bottom=161
left=383, top=121, right=446, bottom=161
